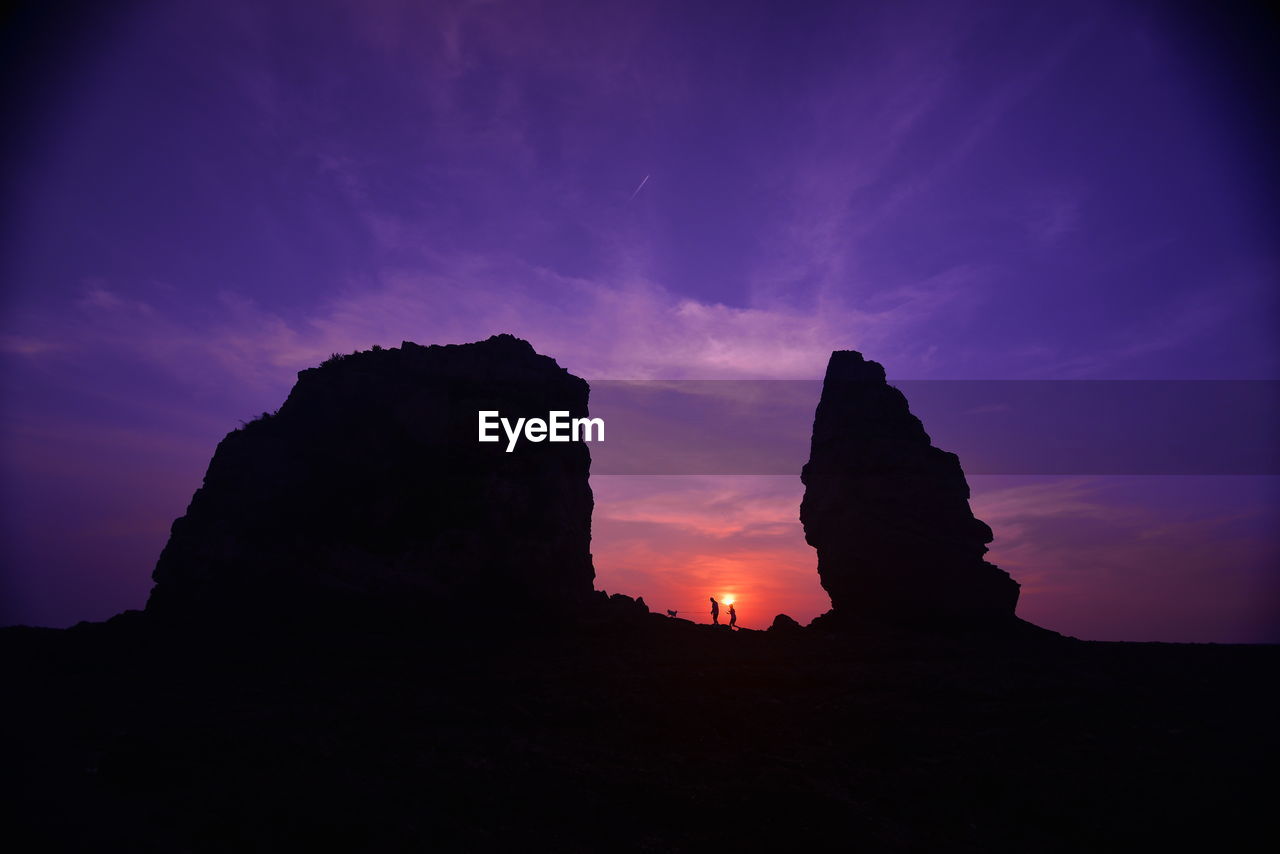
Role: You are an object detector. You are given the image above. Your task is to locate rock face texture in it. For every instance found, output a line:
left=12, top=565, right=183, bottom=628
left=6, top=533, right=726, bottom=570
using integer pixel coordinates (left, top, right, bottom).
left=800, top=351, right=1019, bottom=623
left=147, top=335, right=595, bottom=622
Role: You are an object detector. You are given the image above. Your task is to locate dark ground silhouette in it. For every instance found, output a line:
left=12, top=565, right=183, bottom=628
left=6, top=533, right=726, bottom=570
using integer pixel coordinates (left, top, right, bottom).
left=4, top=613, right=1275, bottom=852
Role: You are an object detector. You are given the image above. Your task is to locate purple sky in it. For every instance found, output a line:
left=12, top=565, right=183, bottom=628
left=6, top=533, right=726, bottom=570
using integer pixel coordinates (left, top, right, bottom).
left=2, top=0, right=1277, bottom=639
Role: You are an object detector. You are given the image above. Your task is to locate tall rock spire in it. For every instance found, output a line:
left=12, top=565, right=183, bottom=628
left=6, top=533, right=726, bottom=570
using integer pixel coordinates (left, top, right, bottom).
left=800, top=351, right=1019, bottom=624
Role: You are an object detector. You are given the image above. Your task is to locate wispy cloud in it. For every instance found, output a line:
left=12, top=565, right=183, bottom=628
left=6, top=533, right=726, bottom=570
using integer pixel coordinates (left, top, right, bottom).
left=972, top=475, right=1280, bottom=641
left=6, top=254, right=965, bottom=396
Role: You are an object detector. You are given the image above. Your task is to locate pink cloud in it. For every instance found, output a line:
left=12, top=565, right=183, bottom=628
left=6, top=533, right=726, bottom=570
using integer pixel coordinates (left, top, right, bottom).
left=14, top=253, right=964, bottom=391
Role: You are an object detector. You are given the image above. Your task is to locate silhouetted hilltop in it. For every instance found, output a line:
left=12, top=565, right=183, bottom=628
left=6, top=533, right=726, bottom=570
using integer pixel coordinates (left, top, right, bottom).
left=146, top=334, right=595, bottom=624
left=801, top=351, right=1020, bottom=626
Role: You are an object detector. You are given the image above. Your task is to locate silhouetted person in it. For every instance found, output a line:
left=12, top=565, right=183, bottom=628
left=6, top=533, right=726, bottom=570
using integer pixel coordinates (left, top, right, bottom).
left=728, top=603, right=737, bottom=629
left=710, top=597, right=720, bottom=625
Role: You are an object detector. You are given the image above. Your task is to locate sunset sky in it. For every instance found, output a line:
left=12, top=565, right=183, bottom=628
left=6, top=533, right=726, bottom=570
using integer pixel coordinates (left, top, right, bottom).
left=2, top=0, right=1277, bottom=640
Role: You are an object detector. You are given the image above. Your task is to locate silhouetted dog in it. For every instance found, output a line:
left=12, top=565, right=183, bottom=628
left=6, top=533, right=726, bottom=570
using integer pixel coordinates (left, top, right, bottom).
left=666, top=610, right=678, bottom=618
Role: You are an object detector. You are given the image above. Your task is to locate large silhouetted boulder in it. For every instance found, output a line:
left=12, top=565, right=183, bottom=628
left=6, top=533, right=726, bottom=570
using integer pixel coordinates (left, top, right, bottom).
left=769, top=614, right=803, bottom=633
left=800, top=351, right=1019, bottom=624
left=146, top=335, right=595, bottom=623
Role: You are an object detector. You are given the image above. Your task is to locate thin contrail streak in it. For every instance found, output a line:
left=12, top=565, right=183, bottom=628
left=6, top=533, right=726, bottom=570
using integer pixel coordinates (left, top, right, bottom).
left=628, top=174, right=650, bottom=201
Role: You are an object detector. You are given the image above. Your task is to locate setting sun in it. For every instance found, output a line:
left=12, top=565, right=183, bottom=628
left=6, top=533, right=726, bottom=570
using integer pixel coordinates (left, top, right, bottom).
left=721, top=595, right=736, bottom=606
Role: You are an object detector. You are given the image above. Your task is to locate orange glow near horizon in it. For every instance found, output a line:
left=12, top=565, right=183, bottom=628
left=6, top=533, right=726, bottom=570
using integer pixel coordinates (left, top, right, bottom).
left=583, top=473, right=1280, bottom=642
left=588, top=476, right=832, bottom=629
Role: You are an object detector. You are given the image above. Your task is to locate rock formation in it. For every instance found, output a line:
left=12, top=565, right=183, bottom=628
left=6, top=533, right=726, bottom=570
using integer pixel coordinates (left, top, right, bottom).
left=146, top=335, right=595, bottom=623
left=800, top=351, right=1019, bottom=624
left=769, top=614, right=803, bottom=633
